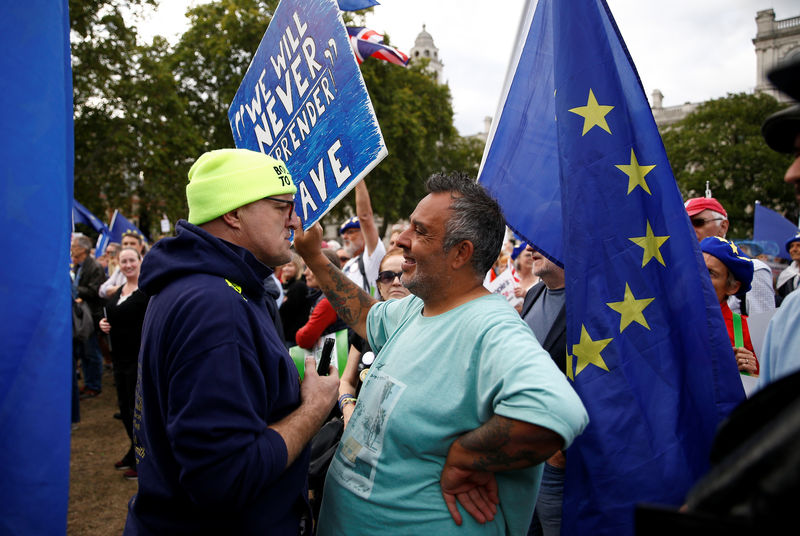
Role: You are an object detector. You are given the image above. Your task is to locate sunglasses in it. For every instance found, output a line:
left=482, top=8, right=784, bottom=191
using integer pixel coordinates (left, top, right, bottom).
left=376, top=270, right=403, bottom=285
left=690, top=216, right=725, bottom=227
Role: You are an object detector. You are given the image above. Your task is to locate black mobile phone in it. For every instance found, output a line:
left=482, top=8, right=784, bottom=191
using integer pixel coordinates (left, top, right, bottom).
left=317, top=338, right=336, bottom=376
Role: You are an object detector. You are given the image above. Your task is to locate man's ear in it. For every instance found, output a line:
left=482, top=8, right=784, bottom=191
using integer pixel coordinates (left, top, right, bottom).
left=725, top=279, right=742, bottom=297
left=718, top=219, right=730, bottom=238
left=449, top=240, right=474, bottom=270
left=221, top=208, right=243, bottom=230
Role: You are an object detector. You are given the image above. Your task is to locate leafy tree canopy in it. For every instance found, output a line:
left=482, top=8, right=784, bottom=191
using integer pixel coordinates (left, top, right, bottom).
left=662, top=92, right=795, bottom=238
left=70, top=0, right=482, bottom=238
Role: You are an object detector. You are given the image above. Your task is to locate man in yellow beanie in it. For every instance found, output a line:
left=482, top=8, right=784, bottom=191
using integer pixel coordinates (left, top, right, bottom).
left=124, top=149, right=339, bottom=535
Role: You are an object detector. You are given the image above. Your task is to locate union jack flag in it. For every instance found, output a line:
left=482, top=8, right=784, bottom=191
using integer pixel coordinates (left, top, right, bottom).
left=347, top=27, right=409, bottom=67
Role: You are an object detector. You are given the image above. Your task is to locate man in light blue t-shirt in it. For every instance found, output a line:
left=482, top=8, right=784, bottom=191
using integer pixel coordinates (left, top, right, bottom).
left=295, top=173, right=588, bottom=535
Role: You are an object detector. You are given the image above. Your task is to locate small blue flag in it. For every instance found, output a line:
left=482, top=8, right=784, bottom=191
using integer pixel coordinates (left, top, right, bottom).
left=73, top=199, right=109, bottom=235
left=109, top=210, right=148, bottom=245
left=481, top=0, right=746, bottom=533
left=754, top=201, right=799, bottom=261
left=338, top=0, right=379, bottom=11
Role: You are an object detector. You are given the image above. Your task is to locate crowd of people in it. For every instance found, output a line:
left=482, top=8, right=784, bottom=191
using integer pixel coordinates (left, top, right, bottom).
left=66, top=56, right=800, bottom=534
left=71, top=230, right=149, bottom=481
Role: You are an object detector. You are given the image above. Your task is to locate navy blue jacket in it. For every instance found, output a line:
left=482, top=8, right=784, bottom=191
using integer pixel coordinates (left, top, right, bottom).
left=124, top=221, right=309, bottom=535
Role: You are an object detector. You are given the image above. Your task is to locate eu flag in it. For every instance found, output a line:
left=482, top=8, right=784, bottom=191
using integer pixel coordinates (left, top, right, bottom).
left=109, top=209, right=149, bottom=244
left=73, top=199, right=109, bottom=234
left=481, top=0, right=746, bottom=533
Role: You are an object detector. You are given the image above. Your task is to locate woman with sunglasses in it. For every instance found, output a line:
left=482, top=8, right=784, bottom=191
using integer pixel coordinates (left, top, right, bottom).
left=338, top=248, right=410, bottom=426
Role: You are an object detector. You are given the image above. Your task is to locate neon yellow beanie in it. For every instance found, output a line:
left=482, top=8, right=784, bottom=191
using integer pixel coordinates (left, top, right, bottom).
left=186, top=149, right=297, bottom=225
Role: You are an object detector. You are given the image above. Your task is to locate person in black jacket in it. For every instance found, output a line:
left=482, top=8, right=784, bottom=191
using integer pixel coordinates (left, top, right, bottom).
left=279, top=253, right=311, bottom=347
left=71, top=234, right=106, bottom=397
left=99, top=247, right=149, bottom=480
left=519, top=245, right=567, bottom=536
left=124, top=149, right=338, bottom=535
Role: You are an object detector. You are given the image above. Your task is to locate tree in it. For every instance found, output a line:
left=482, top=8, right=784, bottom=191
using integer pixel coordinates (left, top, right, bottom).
left=70, top=0, right=156, bottom=224
left=662, top=92, right=795, bottom=238
left=70, top=0, right=478, bottom=236
left=170, top=0, right=279, bottom=152
left=340, top=57, right=483, bottom=228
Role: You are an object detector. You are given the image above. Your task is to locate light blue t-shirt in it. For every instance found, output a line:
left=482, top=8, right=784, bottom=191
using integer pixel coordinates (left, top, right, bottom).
left=757, top=290, right=800, bottom=390
left=318, top=294, right=588, bottom=535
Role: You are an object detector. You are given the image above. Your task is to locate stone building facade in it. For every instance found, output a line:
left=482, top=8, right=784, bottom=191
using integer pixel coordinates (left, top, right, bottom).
left=652, top=8, right=800, bottom=129
left=754, top=8, right=800, bottom=102
left=409, top=24, right=444, bottom=83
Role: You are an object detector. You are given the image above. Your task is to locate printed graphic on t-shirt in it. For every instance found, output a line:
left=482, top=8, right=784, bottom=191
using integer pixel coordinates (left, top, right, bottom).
left=328, top=369, right=405, bottom=498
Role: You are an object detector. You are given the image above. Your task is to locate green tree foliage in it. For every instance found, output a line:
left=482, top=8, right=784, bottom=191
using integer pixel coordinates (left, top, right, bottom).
left=170, top=0, right=279, bottom=151
left=70, top=0, right=480, bottom=236
left=662, top=92, right=795, bottom=237
left=71, top=0, right=155, bottom=224
left=343, top=56, right=484, bottom=227
left=345, top=60, right=459, bottom=224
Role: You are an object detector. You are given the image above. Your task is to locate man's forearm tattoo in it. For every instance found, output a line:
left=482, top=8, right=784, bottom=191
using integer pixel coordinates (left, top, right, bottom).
left=458, top=416, right=554, bottom=471
left=321, top=263, right=376, bottom=326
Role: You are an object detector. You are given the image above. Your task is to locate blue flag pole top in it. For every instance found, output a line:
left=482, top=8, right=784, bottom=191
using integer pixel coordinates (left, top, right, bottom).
left=480, top=0, right=746, bottom=534
left=1, top=2, right=73, bottom=533
left=229, top=0, right=387, bottom=230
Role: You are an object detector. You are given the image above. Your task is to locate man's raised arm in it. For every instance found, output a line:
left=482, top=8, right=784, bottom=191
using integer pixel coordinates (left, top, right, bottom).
left=294, top=223, right=378, bottom=339
left=355, top=180, right=380, bottom=257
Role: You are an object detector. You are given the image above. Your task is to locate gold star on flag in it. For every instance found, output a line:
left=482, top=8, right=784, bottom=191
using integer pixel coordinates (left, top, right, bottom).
left=628, top=221, right=669, bottom=267
left=572, top=325, right=612, bottom=377
left=568, top=89, right=614, bottom=136
left=606, top=283, right=655, bottom=332
left=615, top=148, right=656, bottom=195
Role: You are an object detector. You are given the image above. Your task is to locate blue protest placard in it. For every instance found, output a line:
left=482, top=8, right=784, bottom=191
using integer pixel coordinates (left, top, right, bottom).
left=229, top=0, right=386, bottom=229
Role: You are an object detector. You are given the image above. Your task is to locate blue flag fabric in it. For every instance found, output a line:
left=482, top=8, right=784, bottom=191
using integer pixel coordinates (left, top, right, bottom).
left=73, top=199, right=108, bottom=234
left=483, top=0, right=747, bottom=534
left=754, top=201, right=799, bottom=261
left=478, top=0, right=562, bottom=264
left=0, top=2, right=73, bottom=533
left=337, top=0, right=379, bottom=11
left=109, top=209, right=148, bottom=245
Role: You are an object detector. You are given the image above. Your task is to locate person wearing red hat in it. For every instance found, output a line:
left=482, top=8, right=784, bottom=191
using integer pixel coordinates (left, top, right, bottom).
left=684, top=197, right=729, bottom=240
left=684, top=197, right=776, bottom=316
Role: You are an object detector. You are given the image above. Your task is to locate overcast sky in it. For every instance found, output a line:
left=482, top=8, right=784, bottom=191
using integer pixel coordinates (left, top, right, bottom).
left=140, top=0, right=800, bottom=135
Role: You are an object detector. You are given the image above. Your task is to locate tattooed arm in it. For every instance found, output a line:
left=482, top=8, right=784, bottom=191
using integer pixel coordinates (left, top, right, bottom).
left=293, top=223, right=377, bottom=339
left=440, top=415, right=564, bottom=526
